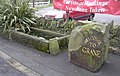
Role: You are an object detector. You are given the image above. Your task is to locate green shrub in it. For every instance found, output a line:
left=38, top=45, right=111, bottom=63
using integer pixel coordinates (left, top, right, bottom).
left=110, top=25, right=120, bottom=48
left=35, top=18, right=79, bottom=34
left=0, top=0, right=36, bottom=34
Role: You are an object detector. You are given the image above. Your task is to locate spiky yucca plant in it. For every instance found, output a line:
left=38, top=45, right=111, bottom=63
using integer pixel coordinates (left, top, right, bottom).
left=0, top=0, right=8, bottom=20
left=0, top=0, right=35, bottom=38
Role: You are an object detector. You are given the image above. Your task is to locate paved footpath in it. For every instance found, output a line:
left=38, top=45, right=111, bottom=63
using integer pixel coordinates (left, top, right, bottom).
left=0, top=57, right=27, bottom=76
left=0, top=48, right=42, bottom=76
left=0, top=36, right=120, bottom=76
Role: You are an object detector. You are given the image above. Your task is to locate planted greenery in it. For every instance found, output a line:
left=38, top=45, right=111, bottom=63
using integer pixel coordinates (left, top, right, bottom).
left=110, top=25, right=120, bottom=48
left=0, top=0, right=8, bottom=20
left=35, top=17, right=82, bottom=34
left=0, top=0, right=36, bottom=39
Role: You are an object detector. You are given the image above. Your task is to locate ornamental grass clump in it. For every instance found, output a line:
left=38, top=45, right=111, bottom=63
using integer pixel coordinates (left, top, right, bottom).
left=0, top=0, right=36, bottom=39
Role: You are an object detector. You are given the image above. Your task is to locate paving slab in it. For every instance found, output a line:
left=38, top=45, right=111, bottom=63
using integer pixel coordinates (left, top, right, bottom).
left=0, top=36, right=120, bottom=76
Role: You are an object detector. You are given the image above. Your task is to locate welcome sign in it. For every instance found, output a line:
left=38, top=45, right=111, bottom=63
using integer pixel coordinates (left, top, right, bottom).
left=53, top=0, right=120, bottom=15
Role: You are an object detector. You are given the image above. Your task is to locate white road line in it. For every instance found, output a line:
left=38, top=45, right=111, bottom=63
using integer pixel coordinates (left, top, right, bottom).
left=0, top=50, right=41, bottom=76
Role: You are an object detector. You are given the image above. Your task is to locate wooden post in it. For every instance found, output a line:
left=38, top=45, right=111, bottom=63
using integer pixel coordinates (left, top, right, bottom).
left=50, top=0, right=53, bottom=3
left=33, top=0, right=35, bottom=8
left=66, top=11, right=69, bottom=21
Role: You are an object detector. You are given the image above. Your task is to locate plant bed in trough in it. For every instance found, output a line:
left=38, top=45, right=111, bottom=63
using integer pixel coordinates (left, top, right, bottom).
left=0, top=27, right=69, bottom=55
left=0, top=0, right=68, bottom=55
left=35, top=18, right=120, bottom=56
left=35, top=18, right=81, bottom=35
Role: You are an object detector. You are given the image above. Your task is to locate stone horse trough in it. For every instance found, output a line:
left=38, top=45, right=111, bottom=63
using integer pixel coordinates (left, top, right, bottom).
left=0, top=27, right=69, bottom=55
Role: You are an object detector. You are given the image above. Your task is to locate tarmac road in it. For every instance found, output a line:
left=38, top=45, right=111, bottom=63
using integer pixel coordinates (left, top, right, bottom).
left=94, top=13, right=120, bottom=25
left=0, top=36, right=120, bottom=76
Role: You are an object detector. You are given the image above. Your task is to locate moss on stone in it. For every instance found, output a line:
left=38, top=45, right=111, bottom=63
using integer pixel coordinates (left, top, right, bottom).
left=69, top=23, right=110, bottom=72
left=49, top=38, right=60, bottom=55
